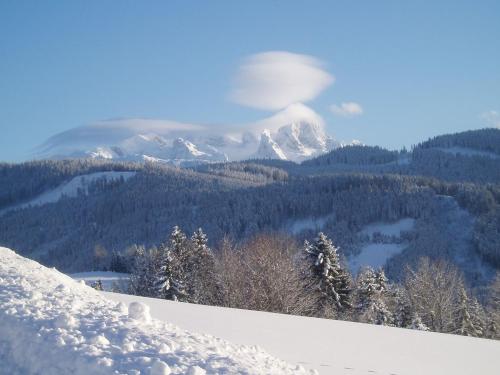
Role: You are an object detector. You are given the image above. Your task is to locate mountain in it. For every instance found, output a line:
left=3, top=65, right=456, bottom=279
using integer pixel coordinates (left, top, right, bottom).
left=37, top=103, right=343, bottom=164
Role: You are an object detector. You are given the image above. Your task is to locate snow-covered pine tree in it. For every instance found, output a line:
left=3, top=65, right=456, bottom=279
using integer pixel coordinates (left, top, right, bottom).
left=375, top=268, right=388, bottom=293
left=410, top=312, right=429, bottom=331
left=485, top=318, right=498, bottom=339
left=356, top=267, right=378, bottom=311
left=304, top=232, right=352, bottom=314
left=152, top=245, right=174, bottom=300
left=392, top=287, right=413, bottom=328
left=454, top=287, right=481, bottom=337
left=128, top=245, right=156, bottom=297
left=355, top=267, right=394, bottom=325
left=168, top=226, right=190, bottom=301
left=190, top=228, right=220, bottom=305
left=469, top=297, right=486, bottom=337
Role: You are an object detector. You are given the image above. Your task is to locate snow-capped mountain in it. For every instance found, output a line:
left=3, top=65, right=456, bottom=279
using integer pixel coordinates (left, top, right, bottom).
left=37, top=104, right=347, bottom=165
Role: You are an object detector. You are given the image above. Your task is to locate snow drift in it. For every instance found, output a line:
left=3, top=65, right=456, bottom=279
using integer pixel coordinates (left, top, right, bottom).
left=0, top=247, right=312, bottom=375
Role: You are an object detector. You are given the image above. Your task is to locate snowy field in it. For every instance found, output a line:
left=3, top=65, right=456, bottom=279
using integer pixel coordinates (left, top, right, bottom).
left=70, top=271, right=130, bottom=291
left=349, top=218, right=415, bottom=274
left=104, top=292, right=500, bottom=375
left=0, top=247, right=311, bottom=375
left=359, top=218, right=415, bottom=238
left=1, top=246, right=499, bottom=375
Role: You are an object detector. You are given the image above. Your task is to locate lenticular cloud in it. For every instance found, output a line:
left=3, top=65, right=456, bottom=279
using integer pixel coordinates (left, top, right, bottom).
left=230, top=51, right=334, bottom=111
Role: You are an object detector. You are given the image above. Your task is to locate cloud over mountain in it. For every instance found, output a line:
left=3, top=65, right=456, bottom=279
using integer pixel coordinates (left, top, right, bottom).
left=230, top=51, right=334, bottom=110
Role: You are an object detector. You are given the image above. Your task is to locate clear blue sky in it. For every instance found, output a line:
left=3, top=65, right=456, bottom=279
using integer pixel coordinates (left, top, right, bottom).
left=1, top=0, right=499, bottom=161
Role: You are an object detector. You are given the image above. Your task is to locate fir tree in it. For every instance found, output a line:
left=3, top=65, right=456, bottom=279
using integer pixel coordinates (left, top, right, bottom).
left=393, top=287, right=413, bottom=328
left=410, top=313, right=429, bottom=331
left=128, top=245, right=156, bottom=297
left=356, top=267, right=378, bottom=311
left=454, top=288, right=481, bottom=337
left=304, top=232, right=352, bottom=313
left=190, top=228, right=220, bottom=305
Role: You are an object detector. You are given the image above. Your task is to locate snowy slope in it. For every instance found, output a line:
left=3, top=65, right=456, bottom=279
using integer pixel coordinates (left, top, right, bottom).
left=0, top=247, right=312, bottom=375
left=104, top=292, right=500, bottom=375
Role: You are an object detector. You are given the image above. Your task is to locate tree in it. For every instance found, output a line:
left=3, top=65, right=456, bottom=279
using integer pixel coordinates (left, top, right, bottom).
left=128, top=245, right=156, bottom=297
left=409, top=313, right=429, bottom=331
left=219, top=234, right=318, bottom=316
left=454, top=287, right=481, bottom=337
left=188, top=228, right=221, bottom=305
left=404, top=258, right=464, bottom=332
left=356, top=267, right=393, bottom=325
left=392, top=287, right=413, bottom=328
left=304, top=232, right=352, bottom=316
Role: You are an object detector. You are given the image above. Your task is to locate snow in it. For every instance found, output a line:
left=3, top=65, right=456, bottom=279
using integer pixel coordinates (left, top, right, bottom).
left=349, top=243, right=406, bottom=275
left=288, top=215, right=331, bottom=234
left=70, top=271, right=130, bottom=291
left=0, top=247, right=313, bottom=375
left=38, top=103, right=347, bottom=163
left=350, top=218, right=415, bottom=274
left=104, top=292, right=500, bottom=375
left=11, top=171, right=136, bottom=212
left=360, top=218, right=415, bottom=238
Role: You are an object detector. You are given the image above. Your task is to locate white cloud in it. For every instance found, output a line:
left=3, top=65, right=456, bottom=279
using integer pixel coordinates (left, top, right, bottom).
left=480, top=110, right=500, bottom=128
left=230, top=51, right=334, bottom=110
left=330, top=102, right=364, bottom=117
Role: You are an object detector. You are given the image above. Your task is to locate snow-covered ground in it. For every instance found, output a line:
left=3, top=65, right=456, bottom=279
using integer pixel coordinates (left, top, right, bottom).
left=349, top=218, right=415, bottom=274
left=348, top=243, right=406, bottom=275
left=0, top=247, right=312, bottom=375
left=2, top=246, right=499, bottom=375
left=288, top=215, right=331, bottom=235
left=70, top=271, right=130, bottom=291
left=359, top=218, right=415, bottom=238
left=103, top=292, right=500, bottom=375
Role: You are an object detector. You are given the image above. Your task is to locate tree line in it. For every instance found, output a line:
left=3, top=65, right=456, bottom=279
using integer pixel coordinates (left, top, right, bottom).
left=106, top=226, right=499, bottom=340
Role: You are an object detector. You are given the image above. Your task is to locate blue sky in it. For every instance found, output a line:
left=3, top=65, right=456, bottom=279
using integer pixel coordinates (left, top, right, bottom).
left=1, top=0, right=499, bottom=161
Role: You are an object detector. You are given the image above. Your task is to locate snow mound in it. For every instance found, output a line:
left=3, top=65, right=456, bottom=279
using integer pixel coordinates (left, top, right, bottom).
left=128, top=301, right=151, bottom=322
left=0, top=247, right=313, bottom=375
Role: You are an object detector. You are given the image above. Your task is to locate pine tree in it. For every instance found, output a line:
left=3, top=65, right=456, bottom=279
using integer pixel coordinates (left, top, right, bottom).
left=356, top=267, right=378, bottom=311
left=304, top=232, right=352, bottom=313
left=393, top=287, right=413, bottom=328
left=454, top=288, right=481, bottom=337
left=470, top=297, right=486, bottom=337
left=128, top=245, right=156, bottom=297
left=410, top=313, right=429, bottom=331
left=190, top=228, right=220, bottom=305
left=356, top=267, right=394, bottom=326
left=375, top=268, right=388, bottom=293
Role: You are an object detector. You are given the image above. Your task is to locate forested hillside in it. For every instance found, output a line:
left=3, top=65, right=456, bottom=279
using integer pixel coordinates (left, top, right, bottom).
left=0, top=128, right=499, bottom=288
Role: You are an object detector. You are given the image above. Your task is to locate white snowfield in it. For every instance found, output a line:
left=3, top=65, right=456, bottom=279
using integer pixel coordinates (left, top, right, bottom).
left=0, top=247, right=313, bottom=375
left=103, top=293, right=500, bottom=375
